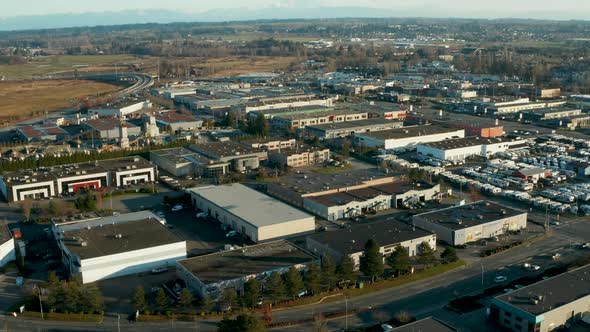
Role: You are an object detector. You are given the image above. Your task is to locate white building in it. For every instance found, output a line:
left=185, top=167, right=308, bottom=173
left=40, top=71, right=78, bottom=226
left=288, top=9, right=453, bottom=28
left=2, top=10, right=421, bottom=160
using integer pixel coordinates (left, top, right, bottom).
left=417, top=137, right=528, bottom=162
left=306, top=220, right=436, bottom=270
left=0, top=226, right=15, bottom=268
left=412, top=201, right=527, bottom=246
left=354, top=125, right=465, bottom=150
left=189, top=184, right=316, bottom=242
left=53, top=211, right=186, bottom=283
left=303, top=181, right=440, bottom=221
left=89, top=100, right=152, bottom=117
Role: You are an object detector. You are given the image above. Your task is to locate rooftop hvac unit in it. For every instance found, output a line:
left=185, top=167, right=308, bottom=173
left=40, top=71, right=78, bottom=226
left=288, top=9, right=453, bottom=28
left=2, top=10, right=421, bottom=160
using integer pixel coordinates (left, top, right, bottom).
left=115, top=234, right=123, bottom=239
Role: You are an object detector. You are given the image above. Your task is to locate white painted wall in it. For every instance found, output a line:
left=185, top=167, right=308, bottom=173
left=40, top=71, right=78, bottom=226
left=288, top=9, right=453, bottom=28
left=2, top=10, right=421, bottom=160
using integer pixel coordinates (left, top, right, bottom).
left=0, top=238, right=15, bottom=267
left=75, top=241, right=186, bottom=283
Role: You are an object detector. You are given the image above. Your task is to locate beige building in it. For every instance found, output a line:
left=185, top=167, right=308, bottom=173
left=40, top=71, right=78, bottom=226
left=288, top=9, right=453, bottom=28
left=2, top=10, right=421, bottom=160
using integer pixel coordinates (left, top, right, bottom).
left=269, top=147, right=330, bottom=168
left=272, top=110, right=369, bottom=129
left=489, top=264, right=590, bottom=332
left=189, top=184, right=316, bottom=242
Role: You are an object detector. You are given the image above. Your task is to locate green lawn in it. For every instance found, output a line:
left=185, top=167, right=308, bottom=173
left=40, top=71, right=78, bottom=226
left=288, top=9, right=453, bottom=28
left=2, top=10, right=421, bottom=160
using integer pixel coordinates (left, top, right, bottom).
left=0, top=54, right=136, bottom=78
left=311, top=163, right=354, bottom=174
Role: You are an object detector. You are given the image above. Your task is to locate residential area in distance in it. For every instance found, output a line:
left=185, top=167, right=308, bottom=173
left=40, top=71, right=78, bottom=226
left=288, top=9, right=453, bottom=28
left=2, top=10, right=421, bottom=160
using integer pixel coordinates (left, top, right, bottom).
left=1, top=8, right=590, bottom=332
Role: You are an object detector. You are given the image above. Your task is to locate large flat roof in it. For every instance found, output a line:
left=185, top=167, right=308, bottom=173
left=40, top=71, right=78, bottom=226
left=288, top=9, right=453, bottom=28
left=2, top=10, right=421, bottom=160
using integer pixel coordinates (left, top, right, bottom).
left=414, top=200, right=526, bottom=230
left=266, top=168, right=394, bottom=195
left=97, top=156, right=154, bottom=172
left=390, top=317, right=457, bottom=332
left=276, top=109, right=367, bottom=120
left=307, top=220, right=433, bottom=255
left=189, top=141, right=262, bottom=159
left=177, top=240, right=315, bottom=284
left=190, top=184, right=314, bottom=228
left=495, top=264, right=590, bottom=316
left=420, top=137, right=524, bottom=150
left=305, top=118, right=402, bottom=131
left=58, top=212, right=183, bottom=260
left=358, top=125, right=462, bottom=140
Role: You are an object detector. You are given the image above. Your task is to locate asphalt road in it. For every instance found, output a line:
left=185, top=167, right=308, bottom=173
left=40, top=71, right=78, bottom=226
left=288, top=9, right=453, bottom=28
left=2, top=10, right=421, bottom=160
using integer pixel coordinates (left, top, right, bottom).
left=2, top=232, right=580, bottom=332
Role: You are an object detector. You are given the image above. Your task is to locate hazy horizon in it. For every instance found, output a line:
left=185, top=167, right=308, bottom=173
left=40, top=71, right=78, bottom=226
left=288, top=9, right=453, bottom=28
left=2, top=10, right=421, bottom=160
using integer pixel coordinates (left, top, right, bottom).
left=1, top=1, right=589, bottom=31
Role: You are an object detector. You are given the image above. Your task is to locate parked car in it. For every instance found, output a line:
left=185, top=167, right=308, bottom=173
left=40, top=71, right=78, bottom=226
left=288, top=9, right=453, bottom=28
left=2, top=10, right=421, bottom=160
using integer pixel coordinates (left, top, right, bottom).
left=195, top=212, right=207, bottom=219
left=151, top=267, right=168, bottom=274
left=381, top=324, right=394, bottom=331
left=226, top=230, right=237, bottom=238
left=494, top=276, right=508, bottom=283
left=171, top=204, right=183, bottom=212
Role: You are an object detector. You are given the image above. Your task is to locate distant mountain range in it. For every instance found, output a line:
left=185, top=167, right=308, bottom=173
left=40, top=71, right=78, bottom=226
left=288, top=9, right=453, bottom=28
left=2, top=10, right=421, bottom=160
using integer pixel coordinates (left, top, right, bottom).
left=0, top=7, right=587, bottom=31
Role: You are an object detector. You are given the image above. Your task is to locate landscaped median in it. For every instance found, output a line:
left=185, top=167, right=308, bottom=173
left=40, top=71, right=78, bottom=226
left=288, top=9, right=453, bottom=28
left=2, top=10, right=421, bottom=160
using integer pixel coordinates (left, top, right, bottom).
left=273, top=259, right=466, bottom=310
left=20, top=311, right=103, bottom=322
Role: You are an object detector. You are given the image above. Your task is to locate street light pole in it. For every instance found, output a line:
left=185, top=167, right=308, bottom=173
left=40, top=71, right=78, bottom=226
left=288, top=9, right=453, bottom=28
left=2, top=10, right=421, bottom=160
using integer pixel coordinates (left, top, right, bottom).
left=117, top=314, right=120, bottom=332
left=34, top=285, right=43, bottom=320
left=480, top=263, right=484, bottom=287
left=344, top=294, right=348, bottom=331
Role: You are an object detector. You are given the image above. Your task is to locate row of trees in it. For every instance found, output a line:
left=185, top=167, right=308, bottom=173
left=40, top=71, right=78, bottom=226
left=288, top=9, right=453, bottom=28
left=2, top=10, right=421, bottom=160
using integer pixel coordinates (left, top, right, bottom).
left=42, top=272, right=104, bottom=314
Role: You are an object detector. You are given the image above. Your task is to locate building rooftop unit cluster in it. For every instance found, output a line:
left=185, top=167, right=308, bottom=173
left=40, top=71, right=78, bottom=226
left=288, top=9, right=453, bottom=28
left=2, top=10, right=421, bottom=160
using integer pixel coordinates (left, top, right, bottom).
left=419, top=136, right=525, bottom=151
left=188, top=141, right=264, bottom=161
left=357, top=125, right=461, bottom=141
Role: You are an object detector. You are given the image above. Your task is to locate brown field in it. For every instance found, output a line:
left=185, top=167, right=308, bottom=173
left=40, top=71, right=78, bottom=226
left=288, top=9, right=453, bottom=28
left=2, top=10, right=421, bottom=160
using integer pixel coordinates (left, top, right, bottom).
left=0, top=80, right=120, bottom=125
left=199, top=56, right=299, bottom=77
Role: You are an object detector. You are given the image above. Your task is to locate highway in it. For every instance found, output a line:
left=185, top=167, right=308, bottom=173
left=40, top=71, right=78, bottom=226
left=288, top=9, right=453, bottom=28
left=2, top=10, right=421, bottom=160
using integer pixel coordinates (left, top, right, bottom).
left=1, top=231, right=581, bottom=332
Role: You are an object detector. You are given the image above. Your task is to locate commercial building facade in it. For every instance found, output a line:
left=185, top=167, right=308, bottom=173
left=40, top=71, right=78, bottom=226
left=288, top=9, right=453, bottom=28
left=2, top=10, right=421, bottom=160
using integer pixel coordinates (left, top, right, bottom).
left=268, top=147, right=330, bottom=168
left=412, top=200, right=527, bottom=246
left=53, top=211, right=187, bottom=283
left=89, top=100, right=152, bottom=117
left=489, top=264, right=590, bottom=332
left=0, top=226, right=15, bottom=268
left=305, top=119, right=404, bottom=139
left=0, top=156, right=157, bottom=202
left=306, top=220, right=436, bottom=270
left=190, top=184, right=316, bottom=242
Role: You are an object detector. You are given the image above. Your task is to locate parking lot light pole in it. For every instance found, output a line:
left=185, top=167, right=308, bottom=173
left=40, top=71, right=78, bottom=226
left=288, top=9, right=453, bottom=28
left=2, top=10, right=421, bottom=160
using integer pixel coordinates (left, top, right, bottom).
left=117, top=314, right=120, bottom=332
left=480, top=263, right=484, bottom=287
left=344, top=294, right=348, bottom=331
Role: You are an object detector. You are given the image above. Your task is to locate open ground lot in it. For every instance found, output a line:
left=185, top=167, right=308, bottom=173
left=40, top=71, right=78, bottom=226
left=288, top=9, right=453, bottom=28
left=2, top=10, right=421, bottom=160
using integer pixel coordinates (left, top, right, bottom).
left=0, top=79, right=120, bottom=126
left=0, top=54, right=137, bottom=78
left=201, top=56, right=298, bottom=77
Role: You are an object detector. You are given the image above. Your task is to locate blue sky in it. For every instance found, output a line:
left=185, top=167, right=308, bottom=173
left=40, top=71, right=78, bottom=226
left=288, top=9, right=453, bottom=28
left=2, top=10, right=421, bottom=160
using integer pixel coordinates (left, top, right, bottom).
left=2, top=0, right=589, bottom=19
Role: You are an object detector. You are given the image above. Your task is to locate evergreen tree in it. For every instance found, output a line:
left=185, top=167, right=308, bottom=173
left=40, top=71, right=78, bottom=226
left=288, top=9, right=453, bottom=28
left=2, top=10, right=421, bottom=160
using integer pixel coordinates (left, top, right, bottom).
left=155, top=288, right=168, bottom=312
left=305, top=262, right=322, bottom=295
left=336, top=255, right=356, bottom=287
left=321, top=254, right=338, bottom=291
left=387, top=245, right=412, bottom=276
left=132, top=286, right=148, bottom=313
left=243, top=278, right=261, bottom=308
left=255, top=114, right=268, bottom=137
left=440, top=247, right=459, bottom=263
left=341, top=142, right=350, bottom=160
left=199, top=294, right=214, bottom=313
left=179, top=288, right=194, bottom=308
left=360, top=239, right=384, bottom=282
left=264, top=272, right=286, bottom=303
left=417, top=241, right=437, bottom=266
left=284, top=266, right=305, bottom=299
left=221, top=288, right=237, bottom=310
left=218, top=313, right=266, bottom=332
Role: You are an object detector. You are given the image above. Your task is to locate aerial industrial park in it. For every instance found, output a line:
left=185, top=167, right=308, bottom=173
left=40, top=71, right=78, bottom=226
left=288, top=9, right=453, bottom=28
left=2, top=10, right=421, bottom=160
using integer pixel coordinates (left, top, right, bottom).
left=0, top=8, right=590, bottom=332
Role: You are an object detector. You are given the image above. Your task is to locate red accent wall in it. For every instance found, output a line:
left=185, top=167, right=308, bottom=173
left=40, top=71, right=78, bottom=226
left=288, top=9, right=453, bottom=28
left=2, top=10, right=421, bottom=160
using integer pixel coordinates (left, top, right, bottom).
left=71, top=180, right=101, bottom=193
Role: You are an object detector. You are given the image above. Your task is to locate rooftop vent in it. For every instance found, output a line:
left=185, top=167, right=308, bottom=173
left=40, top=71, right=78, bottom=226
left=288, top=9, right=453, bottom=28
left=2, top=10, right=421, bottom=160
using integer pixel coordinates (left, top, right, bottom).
left=115, top=234, right=123, bottom=239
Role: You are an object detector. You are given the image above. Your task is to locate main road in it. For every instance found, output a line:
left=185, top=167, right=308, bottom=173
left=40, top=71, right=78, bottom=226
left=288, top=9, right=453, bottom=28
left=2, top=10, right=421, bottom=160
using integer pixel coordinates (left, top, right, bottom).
left=2, top=231, right=579, bottom=332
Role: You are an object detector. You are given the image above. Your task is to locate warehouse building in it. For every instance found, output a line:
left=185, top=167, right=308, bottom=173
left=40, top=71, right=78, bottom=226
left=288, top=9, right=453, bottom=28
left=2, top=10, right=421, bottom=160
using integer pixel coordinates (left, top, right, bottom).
left=176, top=240, right=316, bottom=299
left=524, top=107, right=582, bottom=121
left=188, top=142, right=267, bottom=173
left=150, top=148, right=229, bottom=178
left=83, top=118, right=141, bottom=140
left=272, top=109, right=369, bottom=129
left=53, top=211, right=186, bottom=283
left=246, top=138, right=298, bottom=151
left=306, top=220, right=435, bottom=270
left=189, top=184, right=316, bottom=242
left=0, top=156, right=157, bottom=202
left=304, top=119, right=404, bottom=139
left=89, top=100, right=152, bottom=117
left=354, top=125, right=465, bottom=150
left=417, top=137, right=528, bottom=162
left=16, top=124, right=68, bottom=142
left=303, top=181, right=440, bottom=221
left=153, top=111, right=203, bottom=132
left=412, top=201, right=527, bottom=246
left=0, top=225, right=16, bottom=268
left=489, top=264, right=590, bottom=332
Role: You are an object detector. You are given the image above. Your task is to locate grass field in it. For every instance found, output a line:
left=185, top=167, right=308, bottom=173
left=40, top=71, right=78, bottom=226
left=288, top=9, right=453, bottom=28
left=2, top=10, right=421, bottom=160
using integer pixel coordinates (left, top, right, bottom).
left=0, top=80, right=120, bottom=124
left=0, top=54, right=137, bottom=78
